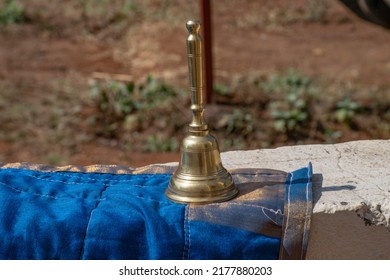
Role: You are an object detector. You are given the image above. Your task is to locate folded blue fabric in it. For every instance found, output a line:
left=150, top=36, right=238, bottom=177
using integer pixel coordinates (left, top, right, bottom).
left=0, top=164, right=312, bottom=260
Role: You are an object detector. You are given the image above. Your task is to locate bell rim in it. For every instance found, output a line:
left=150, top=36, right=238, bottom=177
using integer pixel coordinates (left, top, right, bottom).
left=165, top=178, right=239, bottom=204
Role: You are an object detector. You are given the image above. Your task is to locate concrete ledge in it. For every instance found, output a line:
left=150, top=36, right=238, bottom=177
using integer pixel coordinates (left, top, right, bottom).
left=221, top=140, right=390, bottom=259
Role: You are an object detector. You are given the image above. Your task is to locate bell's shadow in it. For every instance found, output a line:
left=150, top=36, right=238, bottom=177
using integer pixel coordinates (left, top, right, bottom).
left=312, top=173, right=356, bottom=206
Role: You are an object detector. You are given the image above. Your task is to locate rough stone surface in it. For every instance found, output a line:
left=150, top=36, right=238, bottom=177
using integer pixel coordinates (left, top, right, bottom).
left=221, top=139, right=390, bottom=227
left=219, top=139, right=390, bottom=259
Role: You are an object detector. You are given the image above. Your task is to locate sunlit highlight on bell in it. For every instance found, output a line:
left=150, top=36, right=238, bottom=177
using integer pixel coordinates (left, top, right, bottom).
left=165, top=20, right=238, bottom=204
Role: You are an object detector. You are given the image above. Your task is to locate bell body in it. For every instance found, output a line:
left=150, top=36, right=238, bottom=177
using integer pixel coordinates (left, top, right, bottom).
left=166, top=130, right=238, bottom=204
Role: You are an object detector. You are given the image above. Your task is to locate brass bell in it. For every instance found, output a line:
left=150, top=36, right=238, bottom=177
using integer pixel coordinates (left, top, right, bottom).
left=165, top=20, right=239, bottom=204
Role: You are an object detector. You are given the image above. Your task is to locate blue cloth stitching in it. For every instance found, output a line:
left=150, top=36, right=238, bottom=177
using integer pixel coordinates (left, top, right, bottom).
left=51, top=173, right=172, bottom=182
left=0, top=181, right=59, bottom=200
left=24, top=174, right=167, bottom=188
left=29, top=172, right=170, bottom=183
left=79, top=182, right=111, bottom=260
left=0, top=180, right=172, bottom=205
left=0, top=181, right=108, bottom=201
left=51, top=172, right=171, bottom=180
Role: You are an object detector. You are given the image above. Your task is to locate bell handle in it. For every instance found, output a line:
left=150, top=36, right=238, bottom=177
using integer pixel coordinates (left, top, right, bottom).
left=186, top=20, right=208, bottom=132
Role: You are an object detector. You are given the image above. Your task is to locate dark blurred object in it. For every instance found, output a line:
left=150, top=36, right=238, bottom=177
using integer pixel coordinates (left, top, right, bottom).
left=200, top=0, right=213, bottom=104
left=340, top=0, right=390, bottom=28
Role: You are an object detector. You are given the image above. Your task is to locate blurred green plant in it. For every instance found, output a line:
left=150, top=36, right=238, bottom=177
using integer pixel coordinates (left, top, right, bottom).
left=0, top=0, right=24, bottom=25
left=213, top=83, right=233, bottom=97
left=263, top=68, right=317, bottom=133
left=215, top=108, right=256, bottom=151
left=90, top=74, right=180, bottom=139
left=333, top=97, right=360, bottom=125
left=79, top=0, right=144, bottom=33
left=224, top=109, right=255, bottom=136
left=305, top=0, right=329, bottom=22
left=121, top=0, right=142, bottom=15
left=324, top=128, right=343, bottom=142
left=144, top=134, right=178, bottom=152
left=90, top=75, right=177, bottom=119
left=236, top=0, right=330, bottom=29
left=220, top=138, right=248, bottom=151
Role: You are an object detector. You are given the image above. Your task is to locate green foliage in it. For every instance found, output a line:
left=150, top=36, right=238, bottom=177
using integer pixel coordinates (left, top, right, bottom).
left=213, top=83, right=233, bottom=97
left=0, top=0, right=24, bottom=25
left=78, top=0, right=144, bottom=34
left=90, top=75, right=177, bottom=120
left=333, top=97, right=360, bottom=125
left=224, top=109, right=254, bottom=136
left=121, top=0, right=141, bottom=15
left=138, top=75, right=177, bottom=107
left=324, top=128, right=343, bottom=141
left=90, top=74, right=181, bottom=145
left=90, top=79, right=134, bottom=118
left=263, top=69, right=317, bottom=133
left=144, top=135, right=178, bottom=152
left=262, top=68, right=313, bottom=94
left=215, top=109, right=255, bottom=150
left=305, top=0, right=329, bottom=22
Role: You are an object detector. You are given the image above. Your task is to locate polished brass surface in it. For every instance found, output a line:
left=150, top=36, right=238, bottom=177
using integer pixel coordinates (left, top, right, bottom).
left=166, top=20, right=238, bottom=204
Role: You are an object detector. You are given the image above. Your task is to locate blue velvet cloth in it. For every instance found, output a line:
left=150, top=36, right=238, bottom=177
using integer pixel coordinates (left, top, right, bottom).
left=0, top=165, right=311, bottom=260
